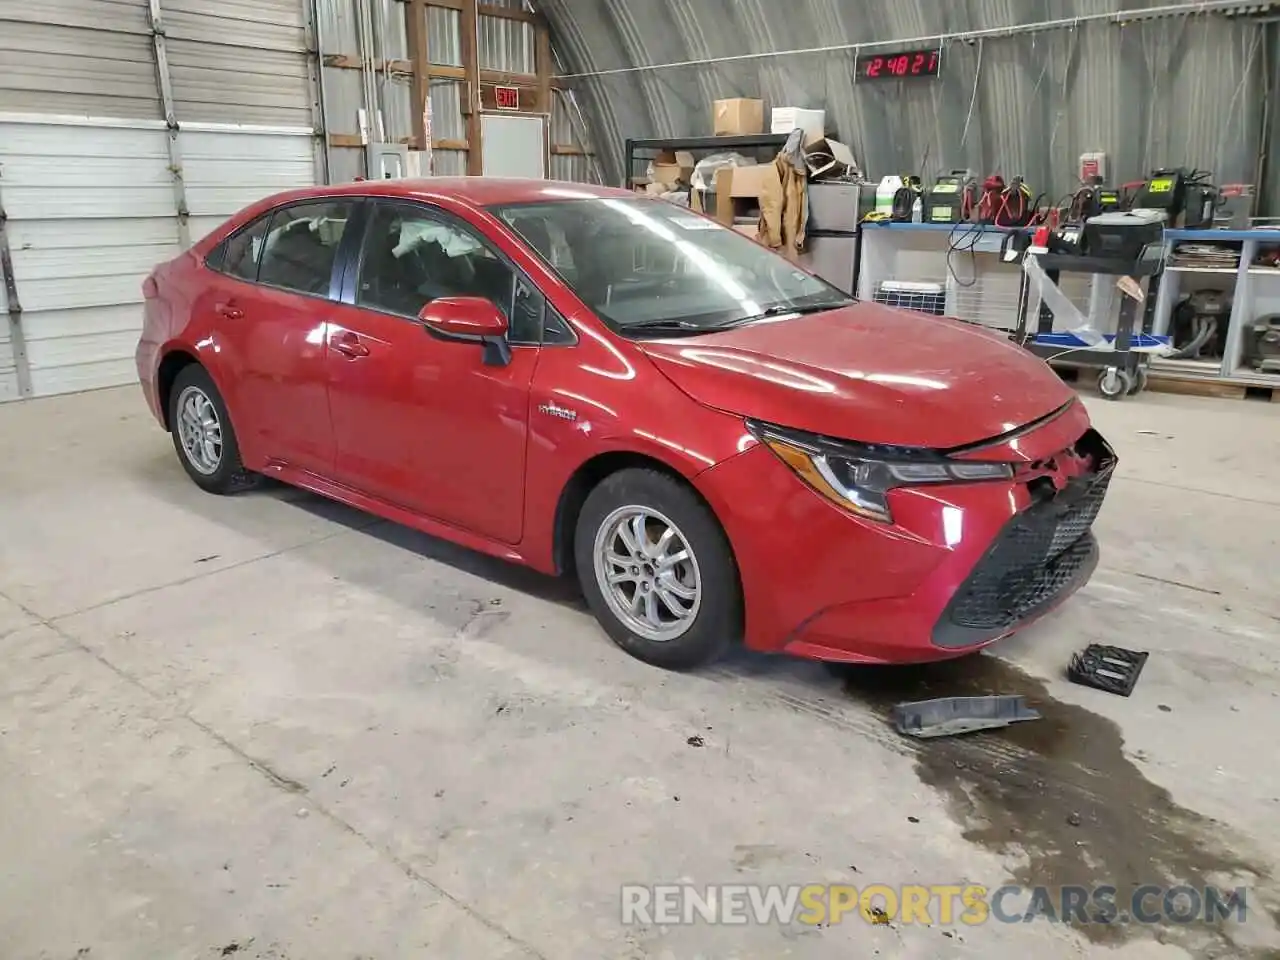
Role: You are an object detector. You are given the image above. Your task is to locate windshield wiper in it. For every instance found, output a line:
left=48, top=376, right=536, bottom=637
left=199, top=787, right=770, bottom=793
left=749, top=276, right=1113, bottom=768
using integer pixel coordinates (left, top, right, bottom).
left=715, top=300, right=853, bottom=328
left=619, top=319, right=709, bottom=336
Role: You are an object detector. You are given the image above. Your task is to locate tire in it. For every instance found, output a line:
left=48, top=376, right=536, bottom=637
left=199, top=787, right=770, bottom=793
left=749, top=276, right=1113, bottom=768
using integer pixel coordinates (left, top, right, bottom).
left=1097, top=367, right=1130, bottom=401
left=168, top=364, right=255, bottom=494
left=574, top=468, right=741, bottom=670
left=1129, top=366, right=1149, bottom=395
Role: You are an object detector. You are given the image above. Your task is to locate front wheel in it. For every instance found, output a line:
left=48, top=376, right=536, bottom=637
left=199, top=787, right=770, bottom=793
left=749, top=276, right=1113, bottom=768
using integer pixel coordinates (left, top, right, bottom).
left=575, top=468, right=741, bottom=670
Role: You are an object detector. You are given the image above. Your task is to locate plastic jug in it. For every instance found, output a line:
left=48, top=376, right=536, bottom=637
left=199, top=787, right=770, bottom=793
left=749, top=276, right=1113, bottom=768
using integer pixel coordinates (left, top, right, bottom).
left=876, top=175, right=904, bottom=216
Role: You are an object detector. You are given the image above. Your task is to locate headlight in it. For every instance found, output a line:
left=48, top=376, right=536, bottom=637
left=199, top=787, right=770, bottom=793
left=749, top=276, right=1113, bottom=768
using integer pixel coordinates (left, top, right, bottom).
left=747, top=420, right=1013, bottom=523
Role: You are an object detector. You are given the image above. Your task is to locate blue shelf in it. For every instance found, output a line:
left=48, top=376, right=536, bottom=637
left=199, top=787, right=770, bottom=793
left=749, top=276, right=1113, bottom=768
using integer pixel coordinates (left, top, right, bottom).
left=1164, top=228, right=1280, bottom=242
left=1033, top=332, right=1170, bottom=351
left=866, top=223, right=1280, bottom=243
left=862, top=221, right=1028, bottom=234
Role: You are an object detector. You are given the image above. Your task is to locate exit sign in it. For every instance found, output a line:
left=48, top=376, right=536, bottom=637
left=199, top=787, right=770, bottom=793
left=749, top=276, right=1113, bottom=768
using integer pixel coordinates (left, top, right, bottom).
left=494, top=86, right=519, bottom=110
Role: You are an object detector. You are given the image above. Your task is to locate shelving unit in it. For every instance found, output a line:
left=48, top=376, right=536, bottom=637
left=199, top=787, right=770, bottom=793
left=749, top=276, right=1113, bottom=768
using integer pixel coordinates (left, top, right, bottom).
left=620, top=134, right=791, bottom=190
left=1150, top=228, right=1280, bottom=388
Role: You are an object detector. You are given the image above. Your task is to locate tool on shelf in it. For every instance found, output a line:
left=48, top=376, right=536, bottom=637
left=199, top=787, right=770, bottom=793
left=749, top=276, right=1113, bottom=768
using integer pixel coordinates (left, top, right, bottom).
left=923, top=169, right=978, bottom=224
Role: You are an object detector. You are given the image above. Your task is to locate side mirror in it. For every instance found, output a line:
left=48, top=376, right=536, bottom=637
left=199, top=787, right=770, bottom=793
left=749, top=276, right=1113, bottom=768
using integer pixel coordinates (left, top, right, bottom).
left=419, top=296, right=511, bottom=366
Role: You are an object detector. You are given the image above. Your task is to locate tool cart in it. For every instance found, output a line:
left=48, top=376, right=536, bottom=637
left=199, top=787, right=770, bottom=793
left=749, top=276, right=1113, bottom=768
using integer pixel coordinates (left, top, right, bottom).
left=1013, top=211, right=1168, bottom=400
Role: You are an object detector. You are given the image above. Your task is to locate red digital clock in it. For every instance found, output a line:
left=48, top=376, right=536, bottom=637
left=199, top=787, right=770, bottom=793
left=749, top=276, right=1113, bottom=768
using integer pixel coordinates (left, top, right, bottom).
left=857, top=47, right=942, bottom=80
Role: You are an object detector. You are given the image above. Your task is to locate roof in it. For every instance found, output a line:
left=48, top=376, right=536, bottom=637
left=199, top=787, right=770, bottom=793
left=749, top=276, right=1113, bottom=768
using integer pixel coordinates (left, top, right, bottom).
left=311, top=177, right=635, bottom=206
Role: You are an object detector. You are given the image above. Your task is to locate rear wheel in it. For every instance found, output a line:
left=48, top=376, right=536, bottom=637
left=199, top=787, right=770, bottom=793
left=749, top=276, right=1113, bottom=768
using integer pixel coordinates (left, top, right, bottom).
left=168, top=365, right=254, bottom=494
left=575, top=468, right=741, bottom=670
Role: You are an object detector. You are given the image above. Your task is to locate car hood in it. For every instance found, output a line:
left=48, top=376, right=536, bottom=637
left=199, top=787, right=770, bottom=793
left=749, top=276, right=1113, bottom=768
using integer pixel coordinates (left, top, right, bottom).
left=637, top=303, right=1077, bottom=449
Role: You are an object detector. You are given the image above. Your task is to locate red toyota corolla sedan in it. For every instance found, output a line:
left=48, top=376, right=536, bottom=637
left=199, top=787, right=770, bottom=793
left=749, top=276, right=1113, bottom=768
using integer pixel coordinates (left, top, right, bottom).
left=136, top=178, right=1114, bottom=669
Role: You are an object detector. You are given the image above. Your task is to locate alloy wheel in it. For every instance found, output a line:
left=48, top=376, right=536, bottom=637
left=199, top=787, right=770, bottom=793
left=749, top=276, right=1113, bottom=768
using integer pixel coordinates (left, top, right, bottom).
left=176, top=385, right=223, bottom=475
left=592, top=505, right=702, bottom=642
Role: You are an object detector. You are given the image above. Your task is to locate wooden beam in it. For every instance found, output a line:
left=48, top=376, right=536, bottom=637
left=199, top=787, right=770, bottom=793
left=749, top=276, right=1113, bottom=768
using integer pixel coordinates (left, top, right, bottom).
left=434, top=138, right=468, bottom=150
left=429, top=64, right=466, bottom=80
left=329, top=133, right=365, bottom=148
left=534, top=18, right=552, bottom=114
left=551, top=144, right=590, bottom=156
left=478, top=3, right=534, bottom=23
left=323, top=53, right=412, bottom=73
left=405, top=0, right=429, bottom=150
left=428, top=0, right=463, bottom=9
left=479, top=68, right=536, bottom=84
left=460, top=0, right=481, bottom=175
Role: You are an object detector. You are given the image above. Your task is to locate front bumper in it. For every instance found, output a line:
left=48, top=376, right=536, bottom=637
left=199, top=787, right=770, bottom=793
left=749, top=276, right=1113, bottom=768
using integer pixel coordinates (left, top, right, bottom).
left=695, top=419, right=1112, bottom=665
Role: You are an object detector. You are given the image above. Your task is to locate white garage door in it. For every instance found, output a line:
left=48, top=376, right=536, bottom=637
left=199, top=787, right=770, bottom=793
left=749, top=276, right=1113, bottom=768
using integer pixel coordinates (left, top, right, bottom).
left=0, top=115, right=316, bottom=398
left=0, top=0, right=320, bottom=401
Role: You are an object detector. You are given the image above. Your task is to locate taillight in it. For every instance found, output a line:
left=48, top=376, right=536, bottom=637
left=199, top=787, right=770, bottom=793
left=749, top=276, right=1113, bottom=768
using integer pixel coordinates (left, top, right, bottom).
left=142, top=274, right=159, bottom=299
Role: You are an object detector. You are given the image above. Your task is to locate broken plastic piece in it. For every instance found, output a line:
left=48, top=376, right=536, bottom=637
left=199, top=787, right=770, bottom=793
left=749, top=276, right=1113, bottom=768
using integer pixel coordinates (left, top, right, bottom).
left=892, top=695, right=1042, bottom=739
left=1067, top=644, right=1148, bottom=697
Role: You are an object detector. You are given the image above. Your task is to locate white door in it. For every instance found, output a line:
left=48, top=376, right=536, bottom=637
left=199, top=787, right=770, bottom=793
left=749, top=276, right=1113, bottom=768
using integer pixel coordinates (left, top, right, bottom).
left=480, top=114, right=547, bottom=179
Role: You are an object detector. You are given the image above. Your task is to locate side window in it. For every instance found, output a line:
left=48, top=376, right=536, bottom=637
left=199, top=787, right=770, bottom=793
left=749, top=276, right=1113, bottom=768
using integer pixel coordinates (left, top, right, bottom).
left=257, top=200, right=352, bottom=297
left=357, top=203, right=543, bottom=344
left=211, top=215, right=270, bottom=282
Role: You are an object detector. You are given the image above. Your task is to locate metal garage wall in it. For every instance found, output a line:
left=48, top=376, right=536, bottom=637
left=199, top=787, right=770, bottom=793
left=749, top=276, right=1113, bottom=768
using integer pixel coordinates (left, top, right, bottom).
left=0, top=0, right=320, bottom=401
left=543, top=0, right=1271, bottom=198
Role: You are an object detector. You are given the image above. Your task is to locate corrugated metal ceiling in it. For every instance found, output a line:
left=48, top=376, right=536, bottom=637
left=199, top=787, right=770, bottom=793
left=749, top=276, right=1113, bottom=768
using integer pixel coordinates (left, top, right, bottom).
left=539, top=0, right=1273, bottom=201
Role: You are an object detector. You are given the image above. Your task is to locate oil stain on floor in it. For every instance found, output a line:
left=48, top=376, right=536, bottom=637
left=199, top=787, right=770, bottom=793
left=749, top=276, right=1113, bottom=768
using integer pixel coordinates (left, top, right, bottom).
left=838, top=654, right=1278, bottom=959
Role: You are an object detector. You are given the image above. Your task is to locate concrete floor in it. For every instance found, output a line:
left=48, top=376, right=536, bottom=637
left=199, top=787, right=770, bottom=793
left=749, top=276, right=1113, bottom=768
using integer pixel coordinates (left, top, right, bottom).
left=1, top=384, right=1278, bottom=960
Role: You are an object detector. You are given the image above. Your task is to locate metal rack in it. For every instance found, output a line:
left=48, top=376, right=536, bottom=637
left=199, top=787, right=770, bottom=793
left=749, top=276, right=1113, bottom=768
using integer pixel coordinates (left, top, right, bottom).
left=621, top=134, right=791, bottom=189
left=1149, top=228, right=1280, bottom=389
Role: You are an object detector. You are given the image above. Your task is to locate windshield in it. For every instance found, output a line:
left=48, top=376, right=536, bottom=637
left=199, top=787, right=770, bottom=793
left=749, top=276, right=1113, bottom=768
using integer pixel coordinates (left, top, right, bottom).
left=488, top=197, right=850, bottom=333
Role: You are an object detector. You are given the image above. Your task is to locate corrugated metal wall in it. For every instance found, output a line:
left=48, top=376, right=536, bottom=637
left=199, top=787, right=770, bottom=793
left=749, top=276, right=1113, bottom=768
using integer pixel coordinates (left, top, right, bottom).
left=317, top=0, right=411, bottom=182
left=0, top=0, right=320, bottom=400
left=540, top=0, right=1274, bottom=206
left=316, top=0, right=596, bottom=181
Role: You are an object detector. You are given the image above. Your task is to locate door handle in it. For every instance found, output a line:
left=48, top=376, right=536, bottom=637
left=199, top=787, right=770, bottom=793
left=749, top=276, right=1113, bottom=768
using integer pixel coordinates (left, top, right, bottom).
left=215, top=301, right=244, bottom=320
left=330, top=333, right=370, bottom=359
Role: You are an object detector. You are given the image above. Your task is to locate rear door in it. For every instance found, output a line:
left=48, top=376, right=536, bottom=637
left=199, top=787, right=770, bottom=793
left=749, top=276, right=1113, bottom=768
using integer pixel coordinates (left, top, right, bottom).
left=325, top=199, right=543, bottom=543
left=202, top=198, right=354, bottom=476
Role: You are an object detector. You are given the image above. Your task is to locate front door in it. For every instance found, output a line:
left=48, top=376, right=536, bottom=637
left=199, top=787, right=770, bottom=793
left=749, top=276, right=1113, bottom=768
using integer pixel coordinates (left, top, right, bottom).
left=325, top=200, right=544, bottom=544
left=201, top=198, right=354, bottom=476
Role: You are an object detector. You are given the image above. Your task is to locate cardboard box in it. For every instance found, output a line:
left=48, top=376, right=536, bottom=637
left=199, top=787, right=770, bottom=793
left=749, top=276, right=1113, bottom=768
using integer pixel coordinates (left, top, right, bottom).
left=648, top=149, right=695, bottom=188
left=771, top=107, right=825, bottom=143
left=713, top=98, right=764, bottom=136
left=723, top=163, right=771, bottom=199
left=804, top=137, right=859, bottom=180
left=704, top=164, right=772, bottom=225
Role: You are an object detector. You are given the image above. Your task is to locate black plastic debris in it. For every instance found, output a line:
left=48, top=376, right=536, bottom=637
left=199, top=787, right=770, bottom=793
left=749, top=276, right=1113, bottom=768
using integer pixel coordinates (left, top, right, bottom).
left=891, top=695, right=1041, bottom=739
left=1067, top=644, right=1148, bottom=697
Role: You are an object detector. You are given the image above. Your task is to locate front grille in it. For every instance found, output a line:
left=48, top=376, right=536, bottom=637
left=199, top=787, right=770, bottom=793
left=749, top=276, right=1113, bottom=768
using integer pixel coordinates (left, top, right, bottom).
left=934, top=448, right=1112, bottom=647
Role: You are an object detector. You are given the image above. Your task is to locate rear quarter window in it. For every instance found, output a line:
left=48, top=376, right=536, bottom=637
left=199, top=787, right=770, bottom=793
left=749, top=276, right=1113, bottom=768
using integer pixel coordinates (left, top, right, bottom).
left=209, top=216, right=271, bottom=283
